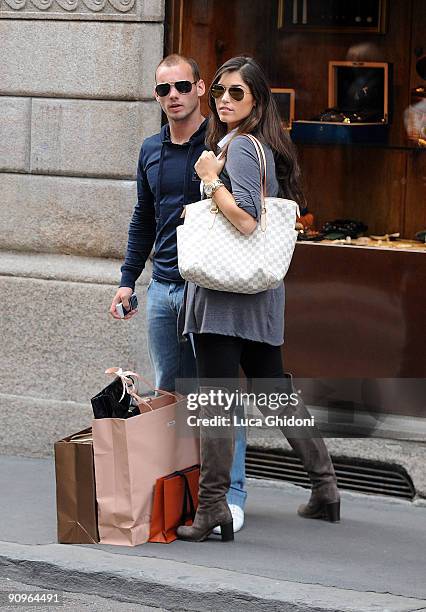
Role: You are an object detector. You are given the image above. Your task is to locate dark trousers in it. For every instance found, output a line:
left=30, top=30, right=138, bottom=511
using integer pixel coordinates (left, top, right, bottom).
left=193, top=333, right=284, bottom=380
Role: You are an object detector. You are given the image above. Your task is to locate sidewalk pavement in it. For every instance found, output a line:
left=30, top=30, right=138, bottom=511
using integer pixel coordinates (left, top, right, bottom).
left=0, top=455, right=425, bottom=612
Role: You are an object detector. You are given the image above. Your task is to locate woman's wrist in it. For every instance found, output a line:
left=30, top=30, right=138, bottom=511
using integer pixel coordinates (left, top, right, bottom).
left=203, top=173, right=219, bottom=184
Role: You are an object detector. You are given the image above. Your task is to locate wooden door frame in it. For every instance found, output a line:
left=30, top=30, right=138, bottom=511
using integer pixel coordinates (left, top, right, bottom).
left=164, top=0, right=185, bottom=56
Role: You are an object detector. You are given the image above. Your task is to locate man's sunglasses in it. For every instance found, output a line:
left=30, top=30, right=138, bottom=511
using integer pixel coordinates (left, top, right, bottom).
left=210, top=84, right=248, bottom=102
left=155, top=80, right=196, bottom=97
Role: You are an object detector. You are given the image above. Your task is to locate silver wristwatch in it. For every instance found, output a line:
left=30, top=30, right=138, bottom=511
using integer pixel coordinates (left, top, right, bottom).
left=204, top=178, right=224, bottom=198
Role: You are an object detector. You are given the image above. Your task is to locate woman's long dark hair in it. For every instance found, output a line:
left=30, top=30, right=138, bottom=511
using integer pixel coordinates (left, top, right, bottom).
left=206, top=56, right=305, bottom=207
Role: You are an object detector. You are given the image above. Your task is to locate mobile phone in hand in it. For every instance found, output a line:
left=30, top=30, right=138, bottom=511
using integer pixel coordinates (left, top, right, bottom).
left=115, top=293, right=138, bottom=318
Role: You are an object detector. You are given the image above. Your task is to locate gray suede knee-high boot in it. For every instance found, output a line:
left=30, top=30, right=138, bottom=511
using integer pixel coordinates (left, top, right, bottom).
left=254, top=373, right=340, bottom=522
left=280, top=374, right=340, bottom=522
left=177, top=404, right=234, bottom=542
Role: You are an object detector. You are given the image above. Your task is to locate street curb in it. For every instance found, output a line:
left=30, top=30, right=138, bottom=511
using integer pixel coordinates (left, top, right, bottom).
left=0, top=542, right=425, bottom=612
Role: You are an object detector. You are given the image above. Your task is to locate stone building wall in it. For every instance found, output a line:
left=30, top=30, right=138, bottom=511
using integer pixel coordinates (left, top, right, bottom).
left=0, top=0, right=165, bottom=455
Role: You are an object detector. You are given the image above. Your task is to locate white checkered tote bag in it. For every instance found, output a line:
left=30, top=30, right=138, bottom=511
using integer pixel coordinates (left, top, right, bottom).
left=176, top=134, right=300, bottom=294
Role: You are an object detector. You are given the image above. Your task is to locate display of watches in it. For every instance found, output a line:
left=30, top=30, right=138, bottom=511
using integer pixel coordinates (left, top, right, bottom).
left=204, top=178, right=224, bottom=198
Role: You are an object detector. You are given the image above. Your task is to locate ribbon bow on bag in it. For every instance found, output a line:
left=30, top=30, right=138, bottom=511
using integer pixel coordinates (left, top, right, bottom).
left=91, top=368, right=178, bottom=420
left=91, top=367, right=146, bottom=419
left=104, top=367, right=141, bottom=403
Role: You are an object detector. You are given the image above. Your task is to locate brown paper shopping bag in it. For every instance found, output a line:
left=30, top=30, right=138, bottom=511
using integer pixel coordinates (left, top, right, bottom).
left=54, top=428, right=99, bottom=544
left=149, top=465, right=200, bottom=544
left=92, top=392, right=199, bottom=546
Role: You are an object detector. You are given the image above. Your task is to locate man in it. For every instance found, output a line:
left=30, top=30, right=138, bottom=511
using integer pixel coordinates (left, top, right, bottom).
left=109, top=54, right=246, bottom=531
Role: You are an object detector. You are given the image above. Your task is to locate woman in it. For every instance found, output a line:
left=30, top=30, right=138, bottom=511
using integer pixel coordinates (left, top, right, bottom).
left=177, top=56, right=340, bottom=542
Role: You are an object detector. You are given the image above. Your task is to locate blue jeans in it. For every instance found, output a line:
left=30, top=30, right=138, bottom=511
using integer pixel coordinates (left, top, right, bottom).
left=146, top=278, right=247, bottom=510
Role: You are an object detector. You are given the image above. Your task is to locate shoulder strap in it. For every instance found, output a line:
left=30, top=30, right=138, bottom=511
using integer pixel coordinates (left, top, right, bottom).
left=244, top=134, right=301, bottom=219
left=243, top=134, right=268, bottom=230
left=243, top=134, right=267, bottom=198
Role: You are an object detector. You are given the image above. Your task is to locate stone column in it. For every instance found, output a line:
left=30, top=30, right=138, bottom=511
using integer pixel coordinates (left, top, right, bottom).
left=0, top=0, right=164, bottom=455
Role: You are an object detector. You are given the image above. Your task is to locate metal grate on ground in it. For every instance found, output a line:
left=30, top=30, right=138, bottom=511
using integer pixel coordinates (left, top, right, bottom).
left=246, top=448, right=416, bottom=500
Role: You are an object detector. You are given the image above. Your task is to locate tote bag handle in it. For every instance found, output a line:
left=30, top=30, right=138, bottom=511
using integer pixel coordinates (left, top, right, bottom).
left=244, top=133, right=301, bottom=224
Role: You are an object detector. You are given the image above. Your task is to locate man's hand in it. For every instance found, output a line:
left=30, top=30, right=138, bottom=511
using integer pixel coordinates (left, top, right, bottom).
left=110, top=287, right=138, bottom=320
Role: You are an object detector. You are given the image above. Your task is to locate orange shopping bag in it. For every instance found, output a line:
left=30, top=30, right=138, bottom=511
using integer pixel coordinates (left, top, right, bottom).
left=149, top=465, right=200, bottom=543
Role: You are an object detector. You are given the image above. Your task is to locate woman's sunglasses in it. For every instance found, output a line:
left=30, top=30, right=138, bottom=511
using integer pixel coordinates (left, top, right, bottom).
left=210, top=84, right=248, bottom=102
left=155, top=80, right=196, bottom=97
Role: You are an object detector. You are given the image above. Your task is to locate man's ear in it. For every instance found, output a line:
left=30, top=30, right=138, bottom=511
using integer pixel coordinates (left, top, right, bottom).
left=197, top=79, right=206, bottom=97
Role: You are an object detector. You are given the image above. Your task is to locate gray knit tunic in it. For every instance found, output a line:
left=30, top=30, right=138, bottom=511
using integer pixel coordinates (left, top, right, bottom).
left=181, top=135, right=285, bottom=346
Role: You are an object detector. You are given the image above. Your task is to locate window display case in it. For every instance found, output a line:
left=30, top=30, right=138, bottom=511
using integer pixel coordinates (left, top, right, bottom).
left=271, top=88, right=295, bottom=129
left=277, top=0, right=388, bottom=34
left=165, top=0, right=426, bottom=433
left=292, top=61, right=391, bottom=144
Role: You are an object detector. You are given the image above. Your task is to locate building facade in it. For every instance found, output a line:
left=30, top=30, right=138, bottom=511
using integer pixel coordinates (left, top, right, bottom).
left=0, top=0, right=164, bottom=454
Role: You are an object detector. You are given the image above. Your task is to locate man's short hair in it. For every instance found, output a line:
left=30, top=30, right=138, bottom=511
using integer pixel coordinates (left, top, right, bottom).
left=156, top=54, right=201, bottom=83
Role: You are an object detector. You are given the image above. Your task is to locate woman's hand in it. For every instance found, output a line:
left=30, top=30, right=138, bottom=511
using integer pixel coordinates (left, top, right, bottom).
left=195, top=151, right=225, bottom=182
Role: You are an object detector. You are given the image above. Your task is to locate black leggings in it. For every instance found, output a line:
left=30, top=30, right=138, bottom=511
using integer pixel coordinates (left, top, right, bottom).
left=193, top=333, right=284, bottom=380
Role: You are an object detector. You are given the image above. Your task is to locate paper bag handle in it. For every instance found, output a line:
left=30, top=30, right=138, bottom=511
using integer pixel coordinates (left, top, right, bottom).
left=177, top=471, right=196, bottom=524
